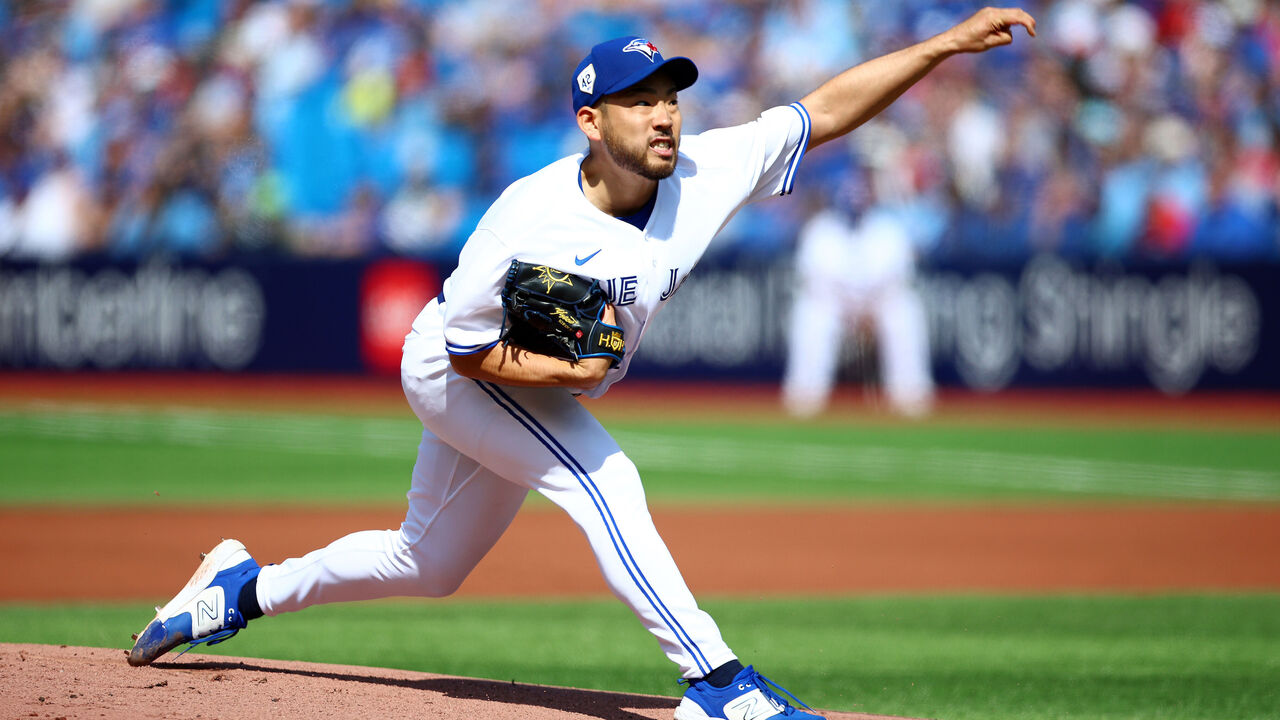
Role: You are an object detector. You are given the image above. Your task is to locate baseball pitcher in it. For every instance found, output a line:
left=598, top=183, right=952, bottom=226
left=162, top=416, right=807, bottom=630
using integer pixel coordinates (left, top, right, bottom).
left=130, top=9, right=1035, bottom=719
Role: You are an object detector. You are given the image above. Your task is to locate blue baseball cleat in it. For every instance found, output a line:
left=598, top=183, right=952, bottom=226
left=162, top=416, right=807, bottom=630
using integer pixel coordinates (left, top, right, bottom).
left=128, top=539, right=259, bottom=666
left=674, top=665, right=826, bottom=720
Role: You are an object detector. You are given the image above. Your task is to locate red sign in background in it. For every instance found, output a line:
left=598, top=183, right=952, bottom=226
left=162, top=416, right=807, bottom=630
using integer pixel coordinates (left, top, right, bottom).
left=359, top=259, right=440, bottom=374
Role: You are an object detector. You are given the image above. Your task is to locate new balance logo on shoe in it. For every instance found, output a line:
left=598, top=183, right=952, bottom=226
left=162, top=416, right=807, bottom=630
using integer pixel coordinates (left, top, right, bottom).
left=725, top=689, right=784, bottom=720
left=192, top=587, right=226, bottom=635
left=196, top=597, right=219, bottom=626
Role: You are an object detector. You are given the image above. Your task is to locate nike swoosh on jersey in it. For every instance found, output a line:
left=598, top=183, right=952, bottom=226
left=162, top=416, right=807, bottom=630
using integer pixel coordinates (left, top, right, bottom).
left=575, top=249, right=602, bottom=265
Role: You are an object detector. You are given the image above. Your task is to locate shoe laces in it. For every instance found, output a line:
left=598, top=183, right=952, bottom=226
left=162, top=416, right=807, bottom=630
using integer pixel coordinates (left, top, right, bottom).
left=747, top=668, right=814, bottom=715
left=174, top=627, right=241, bottom=658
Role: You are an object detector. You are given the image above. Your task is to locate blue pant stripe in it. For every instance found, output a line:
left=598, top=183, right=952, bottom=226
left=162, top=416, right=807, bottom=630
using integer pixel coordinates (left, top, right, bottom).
left=474, top=380, right=712, bottom=674
left=482, top=383, right=712, bottom=673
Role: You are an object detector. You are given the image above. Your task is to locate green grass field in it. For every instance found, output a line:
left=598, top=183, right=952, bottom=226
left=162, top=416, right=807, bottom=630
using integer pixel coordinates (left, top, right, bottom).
left=2, top=404, right=1278, bottom=505
left=2, top=596, right=1278, bottom=719
left=2, top=398, right=1279, bottom=719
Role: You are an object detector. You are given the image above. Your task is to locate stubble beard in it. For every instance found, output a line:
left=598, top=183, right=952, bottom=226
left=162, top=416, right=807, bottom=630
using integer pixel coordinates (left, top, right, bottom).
left=601, top=123, right=678, bottom=181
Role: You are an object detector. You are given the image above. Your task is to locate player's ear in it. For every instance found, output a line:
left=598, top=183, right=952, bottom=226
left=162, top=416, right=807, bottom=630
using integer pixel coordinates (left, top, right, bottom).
left=577, top=106, right=603, bottom=142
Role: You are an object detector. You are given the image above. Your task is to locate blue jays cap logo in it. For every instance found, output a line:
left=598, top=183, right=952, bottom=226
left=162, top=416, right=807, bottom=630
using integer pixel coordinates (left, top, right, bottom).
left=622, top=38, right=659, bottom=62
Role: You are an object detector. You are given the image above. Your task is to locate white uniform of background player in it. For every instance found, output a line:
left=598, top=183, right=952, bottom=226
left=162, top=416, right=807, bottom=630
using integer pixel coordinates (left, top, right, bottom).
left=782, top=125, right=935, bottom=418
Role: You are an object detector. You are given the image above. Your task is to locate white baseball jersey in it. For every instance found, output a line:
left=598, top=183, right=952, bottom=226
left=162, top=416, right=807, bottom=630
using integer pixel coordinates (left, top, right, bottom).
left=255, top=102, right=813, bottom=681
left=438, top=102, right=813, bottom=396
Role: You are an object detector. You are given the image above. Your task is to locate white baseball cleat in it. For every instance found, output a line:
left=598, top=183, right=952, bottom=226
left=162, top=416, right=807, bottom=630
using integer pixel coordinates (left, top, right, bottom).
left=127, top=539, right=260, bottom=666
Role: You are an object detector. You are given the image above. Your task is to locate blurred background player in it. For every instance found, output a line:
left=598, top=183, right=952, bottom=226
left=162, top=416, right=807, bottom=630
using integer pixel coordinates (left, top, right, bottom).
left=782, top=122, right=936, bottom=418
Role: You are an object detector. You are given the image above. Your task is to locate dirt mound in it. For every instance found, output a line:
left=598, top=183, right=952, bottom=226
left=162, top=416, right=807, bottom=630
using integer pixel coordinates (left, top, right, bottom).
left=0, top=644, right=917, bottom=720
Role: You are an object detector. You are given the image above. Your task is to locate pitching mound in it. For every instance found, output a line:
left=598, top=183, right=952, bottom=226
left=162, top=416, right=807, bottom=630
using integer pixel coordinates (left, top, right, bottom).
left=0, top=644, right=919, bottom=720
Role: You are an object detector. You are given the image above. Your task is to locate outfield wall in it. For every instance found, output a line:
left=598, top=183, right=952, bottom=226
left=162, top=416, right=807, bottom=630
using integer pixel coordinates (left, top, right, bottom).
left=0, top=255, right=1274, bottom=393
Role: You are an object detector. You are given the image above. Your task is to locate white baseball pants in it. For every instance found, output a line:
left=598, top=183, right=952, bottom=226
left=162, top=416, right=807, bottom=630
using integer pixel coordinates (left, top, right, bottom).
left=255, top=301, right=735, bottom=679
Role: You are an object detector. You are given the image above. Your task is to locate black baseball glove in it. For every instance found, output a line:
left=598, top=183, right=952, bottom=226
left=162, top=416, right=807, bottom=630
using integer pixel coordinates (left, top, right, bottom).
left=499, top=260, right=626, bottom=366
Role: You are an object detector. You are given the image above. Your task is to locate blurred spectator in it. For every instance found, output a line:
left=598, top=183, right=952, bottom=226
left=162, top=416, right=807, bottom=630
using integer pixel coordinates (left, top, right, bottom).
left=379, top=162, right=466, bottom=256
left=0, top=0, right=1276, bottom=265
left=1141, top=113, right=1207, bottom=258
left=12, top=151, right=99, bottom=261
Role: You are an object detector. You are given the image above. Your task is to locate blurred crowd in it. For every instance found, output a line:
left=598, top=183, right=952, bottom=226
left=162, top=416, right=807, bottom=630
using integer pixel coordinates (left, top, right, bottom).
left=0, top=0, right=1277, bottom=264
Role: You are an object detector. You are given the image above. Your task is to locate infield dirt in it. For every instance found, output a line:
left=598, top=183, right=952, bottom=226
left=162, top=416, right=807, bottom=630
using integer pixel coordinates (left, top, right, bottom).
left=4, top=503, right=1280, bottom=602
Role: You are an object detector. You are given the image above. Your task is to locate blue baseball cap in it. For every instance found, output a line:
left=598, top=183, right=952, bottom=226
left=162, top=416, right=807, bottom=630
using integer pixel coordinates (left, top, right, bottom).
left=571, top=36, right=698, bottom=112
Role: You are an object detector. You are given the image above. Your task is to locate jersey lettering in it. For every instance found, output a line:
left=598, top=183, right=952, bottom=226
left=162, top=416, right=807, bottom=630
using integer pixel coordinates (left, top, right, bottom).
left=659, top=267, right=682, bottom=301
left=604, top=276, right=640, bottom=305
left=618, top=276, right=638, bottom=305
